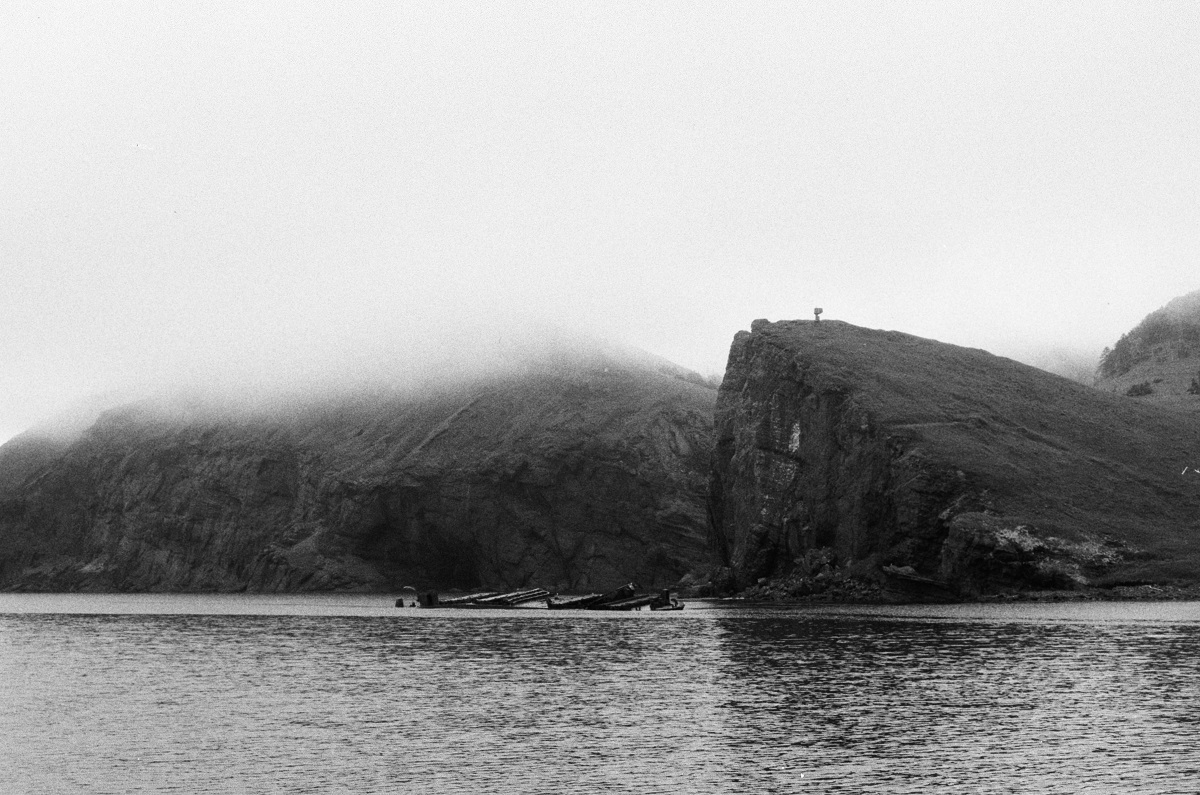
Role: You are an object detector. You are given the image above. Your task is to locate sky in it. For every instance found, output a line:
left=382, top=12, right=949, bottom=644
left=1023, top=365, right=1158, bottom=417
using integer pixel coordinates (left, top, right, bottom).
left=3, top=1, right=1199, bottom=443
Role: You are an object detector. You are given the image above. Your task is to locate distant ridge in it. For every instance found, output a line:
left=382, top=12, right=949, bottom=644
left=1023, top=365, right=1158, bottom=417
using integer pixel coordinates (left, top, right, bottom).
left=1096, top=289, right=1200, bottom=404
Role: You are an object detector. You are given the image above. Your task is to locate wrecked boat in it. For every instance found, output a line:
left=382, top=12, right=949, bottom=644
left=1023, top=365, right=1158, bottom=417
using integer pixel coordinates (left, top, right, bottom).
left=545, top=583, right=637, bottom=610
left=550, top=586, right=684, bottom=612
left=416, top=588, right=552, bottom=608
left=405, top=584, right=684, bottom=611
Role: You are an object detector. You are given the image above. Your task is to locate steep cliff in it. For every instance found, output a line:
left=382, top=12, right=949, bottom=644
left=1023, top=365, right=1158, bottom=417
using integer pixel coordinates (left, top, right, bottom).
left=711, top=319, right=1200, bottom=598
left=0, top=360, right=716, bottom=593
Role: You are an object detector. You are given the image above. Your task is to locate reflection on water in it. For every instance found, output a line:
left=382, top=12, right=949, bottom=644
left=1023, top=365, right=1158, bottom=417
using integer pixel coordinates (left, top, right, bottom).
left=2, top=596, right=1200, bottom=793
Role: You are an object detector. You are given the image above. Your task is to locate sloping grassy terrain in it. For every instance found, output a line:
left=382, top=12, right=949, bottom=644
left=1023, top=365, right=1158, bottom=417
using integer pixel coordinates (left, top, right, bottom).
left=1096, top=288, right=1200, bottom=408
left=0, top=434, right=69, bottom=497
left=712, top=318, right=1200, bottom=596
left=1099, top=289, right=1200, bottom=381
left=782, top=321, right=1200, bottom=582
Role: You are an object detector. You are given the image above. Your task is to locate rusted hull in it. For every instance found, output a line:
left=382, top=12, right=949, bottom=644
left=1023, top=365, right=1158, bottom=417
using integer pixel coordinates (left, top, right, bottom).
left=417, top=588, right=553, bottom=608
left=547, top=583, right=638, bottom=610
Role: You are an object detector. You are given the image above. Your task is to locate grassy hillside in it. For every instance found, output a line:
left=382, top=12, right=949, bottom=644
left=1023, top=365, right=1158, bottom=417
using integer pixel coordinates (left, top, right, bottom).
left=0, top=355, right=717, bottom=593
left=713, top=319, right=1200, bottom=595
left=835, top=324, right=1200, bottom=573
left=0, top=434, right=69, bottom=497
left=1097, top=289, right=1200, bottom=402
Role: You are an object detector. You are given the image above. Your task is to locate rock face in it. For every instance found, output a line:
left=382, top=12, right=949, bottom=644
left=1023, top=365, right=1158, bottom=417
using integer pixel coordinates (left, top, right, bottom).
left=710, top=319, right=1200, bottom=598
left=0, top=362, right=716, bottom=593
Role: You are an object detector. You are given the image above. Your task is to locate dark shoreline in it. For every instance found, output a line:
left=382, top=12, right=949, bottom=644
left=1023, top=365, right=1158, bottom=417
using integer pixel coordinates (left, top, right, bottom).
left=721, top=581, right=1200, bottom=605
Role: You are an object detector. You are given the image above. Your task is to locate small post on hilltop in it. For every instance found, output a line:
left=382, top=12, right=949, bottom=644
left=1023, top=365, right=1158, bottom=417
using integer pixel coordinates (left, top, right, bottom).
left=814, top=307, right=823, bottom=323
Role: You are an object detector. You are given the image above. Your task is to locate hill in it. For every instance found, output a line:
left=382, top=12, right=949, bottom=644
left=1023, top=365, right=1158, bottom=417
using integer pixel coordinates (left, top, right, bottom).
left=0, top=355, right=717, bottom=593
left=1096, top=289, right=1200, bottom=405
left=710, top=319, right=1200, bottom=598
left=0, top=434, right=71, bottom=499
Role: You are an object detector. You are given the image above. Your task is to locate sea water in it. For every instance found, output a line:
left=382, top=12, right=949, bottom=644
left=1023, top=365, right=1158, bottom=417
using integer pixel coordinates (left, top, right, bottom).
left=2, top=595, right=1199, bottom=793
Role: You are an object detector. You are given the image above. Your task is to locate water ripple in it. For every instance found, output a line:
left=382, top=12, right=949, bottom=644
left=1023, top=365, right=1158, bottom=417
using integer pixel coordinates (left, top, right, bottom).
left=2, top=598, right=1200, bottom=792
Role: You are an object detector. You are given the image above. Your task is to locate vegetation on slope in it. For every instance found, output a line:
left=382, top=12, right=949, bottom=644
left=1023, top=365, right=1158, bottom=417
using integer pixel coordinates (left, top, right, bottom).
left=713, top=319, right=1200, bottom=597
left=1099, top=289, right=1200, bottom=379
left=0, top=355, right=717, bottom=593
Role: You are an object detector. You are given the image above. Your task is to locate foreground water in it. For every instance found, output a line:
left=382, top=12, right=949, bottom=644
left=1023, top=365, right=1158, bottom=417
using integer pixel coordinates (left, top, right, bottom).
left=2, top=596, right=1200, bottom=793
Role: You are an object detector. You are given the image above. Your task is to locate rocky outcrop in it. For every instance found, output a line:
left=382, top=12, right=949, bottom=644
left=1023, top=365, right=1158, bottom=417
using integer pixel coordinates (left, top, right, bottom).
left=0, top=362, right=716, bottom=593
left=711, top=319, right=1200, bottom=598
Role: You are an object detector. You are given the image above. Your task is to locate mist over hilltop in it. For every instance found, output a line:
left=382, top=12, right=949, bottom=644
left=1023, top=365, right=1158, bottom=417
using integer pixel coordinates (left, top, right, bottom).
left=5, top=320, right=715, bottom=446
left=0, top=339, right=718, bottom=594
left=5, top=4, right=1199, bottom=443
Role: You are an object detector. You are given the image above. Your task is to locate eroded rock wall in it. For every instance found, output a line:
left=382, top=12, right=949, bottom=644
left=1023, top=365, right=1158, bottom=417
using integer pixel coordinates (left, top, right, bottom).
left=711, top=322, right=971, bottom=590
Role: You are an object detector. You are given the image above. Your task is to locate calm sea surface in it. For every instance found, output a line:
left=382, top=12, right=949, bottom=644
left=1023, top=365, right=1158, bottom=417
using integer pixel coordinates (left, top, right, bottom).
left=2, top=595, right=1200, bottom=794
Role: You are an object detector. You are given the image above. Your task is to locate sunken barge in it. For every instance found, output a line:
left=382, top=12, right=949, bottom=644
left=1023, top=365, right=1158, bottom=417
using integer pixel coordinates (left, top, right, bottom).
left=402, top=584, right=683, bottom=611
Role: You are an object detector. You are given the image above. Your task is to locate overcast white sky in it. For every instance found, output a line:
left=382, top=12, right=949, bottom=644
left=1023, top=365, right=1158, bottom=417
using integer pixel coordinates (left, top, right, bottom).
left=3, top=2, right=1198, bottom=442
